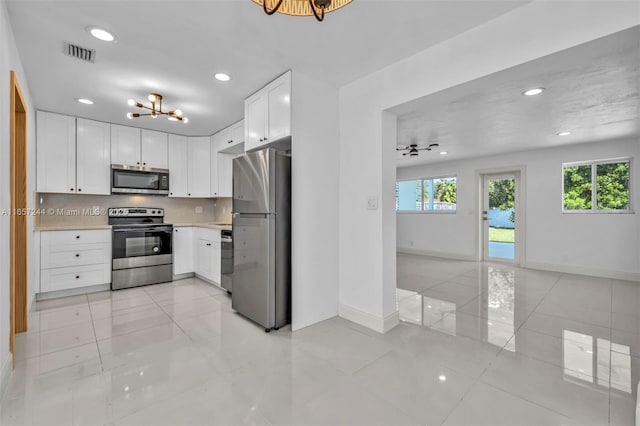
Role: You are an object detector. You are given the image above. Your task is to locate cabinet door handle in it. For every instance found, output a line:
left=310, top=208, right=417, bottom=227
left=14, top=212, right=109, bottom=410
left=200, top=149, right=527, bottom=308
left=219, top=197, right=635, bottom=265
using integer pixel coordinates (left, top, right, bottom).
left=77, top=188, right=82, bottom=192
left=175, top=229, right=178, bottom=232
left=228, top=140, right=233, bottom=144
left=143, top=162, right=146, bottom=166
left=75, top=254, right=80, bottom=257
left=170, top=192, right=173, bottom=195
left=264, top=137, right=268, bottom=141
left=136, top=162, right=140, bottom=165
left=76, top=235, right=80, bottom=239
left=75, top=275, right=80, bottom=279
left=188, top=193, right=191, bottom=196
left=70, top=188, right=74, bottom=191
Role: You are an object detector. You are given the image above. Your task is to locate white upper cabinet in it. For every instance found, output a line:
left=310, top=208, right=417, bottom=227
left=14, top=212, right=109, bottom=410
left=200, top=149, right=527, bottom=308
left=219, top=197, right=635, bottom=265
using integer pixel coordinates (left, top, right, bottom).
left=244, top=71, right=291, bottom=152
left=245, top=92, right=268, bottom=151
left=230, top=120, right=245, bottom=148
left=266, top=75, right=291, bottom=142
left=210, top=134, right=220, bottom=197
left=110, top=124, right=141, bottom=166
left=187, top=137, right=211, bottom=197
left=111, top=126, right=168, bottom=169
left=76, top=118, right=110, bottom=195
left=36, top=111, right=76, bottom=193
left=141, top=129, right=168, bottom=169
left=168, top=134, right=188, bottom=197
left=217, top=153, right=233, bottom=197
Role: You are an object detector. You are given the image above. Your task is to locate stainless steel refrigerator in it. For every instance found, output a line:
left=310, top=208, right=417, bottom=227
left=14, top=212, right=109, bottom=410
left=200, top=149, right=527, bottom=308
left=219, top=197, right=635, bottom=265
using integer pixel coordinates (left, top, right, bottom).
left=231, top=148, right=291, bottom=332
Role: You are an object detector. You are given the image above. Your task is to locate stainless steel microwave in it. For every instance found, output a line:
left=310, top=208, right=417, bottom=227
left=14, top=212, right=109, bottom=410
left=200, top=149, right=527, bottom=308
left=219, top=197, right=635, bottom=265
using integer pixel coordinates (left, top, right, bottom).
left=111, top=165, right=170, bottom=195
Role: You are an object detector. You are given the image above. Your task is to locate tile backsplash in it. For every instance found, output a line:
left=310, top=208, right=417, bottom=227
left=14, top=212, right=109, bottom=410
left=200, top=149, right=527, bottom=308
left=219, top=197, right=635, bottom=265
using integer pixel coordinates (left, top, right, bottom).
left=36, top=194, right=232, bottom=227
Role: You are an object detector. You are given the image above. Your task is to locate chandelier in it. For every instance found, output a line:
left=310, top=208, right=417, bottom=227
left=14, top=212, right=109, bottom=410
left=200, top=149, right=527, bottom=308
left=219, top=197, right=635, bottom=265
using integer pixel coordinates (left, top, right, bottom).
left=252, top=0, right=352, bottom=22
left=126, top=93, right=188, bottom=123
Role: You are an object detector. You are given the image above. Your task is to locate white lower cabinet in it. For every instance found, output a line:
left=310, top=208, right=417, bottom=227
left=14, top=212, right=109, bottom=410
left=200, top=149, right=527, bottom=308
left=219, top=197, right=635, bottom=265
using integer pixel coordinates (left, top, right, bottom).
left=40, top=229, right=111, bottom=293
left=172, top=227, right=194, bottom=275
left=193, top=228, right=221, bottom=284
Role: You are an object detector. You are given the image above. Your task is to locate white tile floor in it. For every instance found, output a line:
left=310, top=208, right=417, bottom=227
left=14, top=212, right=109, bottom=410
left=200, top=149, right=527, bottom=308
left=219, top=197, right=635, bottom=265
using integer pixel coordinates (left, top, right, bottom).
left=0, top=254, right=637, bottom=425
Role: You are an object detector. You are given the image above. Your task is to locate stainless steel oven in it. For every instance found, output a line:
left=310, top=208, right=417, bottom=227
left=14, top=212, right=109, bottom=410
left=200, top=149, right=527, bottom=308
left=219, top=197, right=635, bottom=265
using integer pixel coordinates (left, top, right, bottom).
left=109, top=208, right=173, bottom=290
left=111, top=165, right=170, bottom=195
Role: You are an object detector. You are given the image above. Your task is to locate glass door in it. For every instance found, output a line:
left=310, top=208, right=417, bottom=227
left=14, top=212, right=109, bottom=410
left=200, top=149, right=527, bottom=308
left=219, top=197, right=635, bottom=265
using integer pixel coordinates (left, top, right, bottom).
left=483, top=174, right=517, bottom=261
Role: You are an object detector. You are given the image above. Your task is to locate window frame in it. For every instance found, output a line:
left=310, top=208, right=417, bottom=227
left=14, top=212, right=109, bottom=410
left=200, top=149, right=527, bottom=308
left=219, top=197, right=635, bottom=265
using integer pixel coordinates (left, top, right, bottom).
left=396, top=175, right=458, bottom=214
left=561, top=157, right=633, bottom=214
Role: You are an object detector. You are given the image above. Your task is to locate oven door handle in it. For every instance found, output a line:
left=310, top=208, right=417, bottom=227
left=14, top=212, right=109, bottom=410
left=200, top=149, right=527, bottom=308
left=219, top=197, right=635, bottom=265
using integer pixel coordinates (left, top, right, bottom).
left=112, top=227, right=173, bottom=233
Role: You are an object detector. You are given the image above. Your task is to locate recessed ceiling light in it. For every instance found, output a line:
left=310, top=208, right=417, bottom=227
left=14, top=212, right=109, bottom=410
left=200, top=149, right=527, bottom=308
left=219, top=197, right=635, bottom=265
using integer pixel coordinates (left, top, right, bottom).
left=438, top=375, right=447, bottom=382
left=214, top=73, right=231, bottom=82
left=87, top=26, right=115, bottom=42
left=76, top=98, right=94, bottom=105
left=523, top=87, right=545, bottom=96
left=440, top=151, right=448, bottom=155
left=557, top=131, right=572, bottom=136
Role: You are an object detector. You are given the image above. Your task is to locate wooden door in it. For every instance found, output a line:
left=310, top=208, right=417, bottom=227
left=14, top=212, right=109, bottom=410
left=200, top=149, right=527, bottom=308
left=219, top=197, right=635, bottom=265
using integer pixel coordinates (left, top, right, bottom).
left=10, top=71, right=28, bottom=364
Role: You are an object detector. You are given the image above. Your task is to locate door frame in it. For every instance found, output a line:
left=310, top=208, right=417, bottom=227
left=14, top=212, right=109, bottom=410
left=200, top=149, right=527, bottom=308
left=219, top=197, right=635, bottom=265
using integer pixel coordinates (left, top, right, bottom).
left=475, top=166, right=526, bottom=266
left=10, top=70, right=28, bottom=365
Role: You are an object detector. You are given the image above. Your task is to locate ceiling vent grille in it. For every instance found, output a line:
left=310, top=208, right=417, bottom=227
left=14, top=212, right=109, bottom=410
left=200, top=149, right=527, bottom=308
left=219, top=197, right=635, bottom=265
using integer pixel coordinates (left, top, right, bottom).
left=63, top=42, right=95, bottom=63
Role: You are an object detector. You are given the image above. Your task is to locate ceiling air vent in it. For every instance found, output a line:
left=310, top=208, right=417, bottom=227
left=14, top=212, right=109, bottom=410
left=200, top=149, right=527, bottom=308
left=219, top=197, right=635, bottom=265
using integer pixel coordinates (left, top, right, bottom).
left=63, top=42, right=95, bottom=63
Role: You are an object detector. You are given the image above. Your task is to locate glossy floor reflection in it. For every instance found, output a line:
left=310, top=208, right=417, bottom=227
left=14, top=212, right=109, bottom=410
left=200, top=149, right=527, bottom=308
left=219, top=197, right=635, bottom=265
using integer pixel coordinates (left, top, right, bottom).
left=0, top=255, right=637, bottom=425
left=397, top=253, right=639, bottom=425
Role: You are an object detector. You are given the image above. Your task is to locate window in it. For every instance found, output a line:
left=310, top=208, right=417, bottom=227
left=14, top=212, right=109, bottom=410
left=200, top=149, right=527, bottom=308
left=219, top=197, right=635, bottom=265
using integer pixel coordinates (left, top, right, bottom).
left=563, top=159, right=630, bottom=212
left=396, top=176, right=456, bottom=212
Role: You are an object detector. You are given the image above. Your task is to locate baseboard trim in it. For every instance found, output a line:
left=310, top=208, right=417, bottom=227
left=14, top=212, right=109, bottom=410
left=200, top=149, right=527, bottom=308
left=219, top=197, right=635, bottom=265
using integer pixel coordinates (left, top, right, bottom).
left=0, top=352, right=13, bottom=400
left=397, top=247, right=476, bottom=262
left=172, top=272, right=195, bottom=281
left=383, top=310, right=400, bottom=333
left=524, top=261, right=640, bottom=282
left=36, top=283, right=111, bottom=301
left=339, top=304, right=399, bottom=334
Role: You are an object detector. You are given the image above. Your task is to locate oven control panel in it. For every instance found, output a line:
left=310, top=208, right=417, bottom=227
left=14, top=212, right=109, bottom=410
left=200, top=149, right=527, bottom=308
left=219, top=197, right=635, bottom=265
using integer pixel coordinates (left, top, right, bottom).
left=108, top=208, right=164, bottom=217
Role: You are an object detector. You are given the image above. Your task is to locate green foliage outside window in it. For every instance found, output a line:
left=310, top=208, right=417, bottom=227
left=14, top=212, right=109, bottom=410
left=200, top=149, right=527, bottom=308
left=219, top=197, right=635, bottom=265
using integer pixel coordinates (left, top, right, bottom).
left=563, top=160, right=630, bottom=211
left=436, top=179, right=457, bottom=204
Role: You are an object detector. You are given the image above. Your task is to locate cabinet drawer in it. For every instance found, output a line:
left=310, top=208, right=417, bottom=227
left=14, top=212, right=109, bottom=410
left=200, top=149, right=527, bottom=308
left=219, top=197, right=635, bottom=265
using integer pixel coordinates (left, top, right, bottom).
left=41, top=243, right=110, bottom=269
left=195, top=227, right=220, bottom=242
left=41, top=263, right=111, bottom=293
left=41, top=229, right=111, bottom=246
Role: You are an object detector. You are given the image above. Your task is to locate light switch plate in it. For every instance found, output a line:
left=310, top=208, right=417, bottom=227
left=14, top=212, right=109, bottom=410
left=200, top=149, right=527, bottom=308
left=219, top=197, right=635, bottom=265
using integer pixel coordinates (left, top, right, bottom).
left=367, top=196, right=378, bottom=210
left=195, top=206, right=203, bottom=214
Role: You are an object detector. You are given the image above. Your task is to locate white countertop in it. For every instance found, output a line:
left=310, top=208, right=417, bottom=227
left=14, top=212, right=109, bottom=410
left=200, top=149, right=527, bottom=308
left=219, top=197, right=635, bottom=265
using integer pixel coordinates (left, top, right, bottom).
left=34, top=224, right=113, bottom=231
left=35, top=222, right=232, bottom=231
left=173, top=222, right=232, bottom=231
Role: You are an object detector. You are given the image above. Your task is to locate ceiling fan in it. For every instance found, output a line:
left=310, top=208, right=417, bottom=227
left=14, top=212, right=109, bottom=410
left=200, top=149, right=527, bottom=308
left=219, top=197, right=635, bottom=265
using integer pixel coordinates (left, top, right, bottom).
left=396, top=143, right=439, bottom=156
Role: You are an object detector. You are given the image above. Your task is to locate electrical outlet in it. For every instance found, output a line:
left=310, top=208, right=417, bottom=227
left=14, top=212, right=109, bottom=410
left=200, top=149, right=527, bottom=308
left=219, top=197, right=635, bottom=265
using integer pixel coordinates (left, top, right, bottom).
left=195, top=206, right=203, bottom=214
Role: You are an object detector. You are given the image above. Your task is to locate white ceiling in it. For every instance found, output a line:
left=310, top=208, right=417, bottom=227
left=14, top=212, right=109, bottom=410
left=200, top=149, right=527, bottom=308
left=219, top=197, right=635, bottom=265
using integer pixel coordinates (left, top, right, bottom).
left=6, top=0, right=529, bottom=136
left=392, top=26, right=640, bottom=167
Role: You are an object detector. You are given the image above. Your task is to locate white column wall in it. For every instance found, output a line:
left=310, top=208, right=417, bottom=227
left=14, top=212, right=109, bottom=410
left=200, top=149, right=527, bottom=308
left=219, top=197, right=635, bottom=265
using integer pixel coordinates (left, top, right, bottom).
left=338, top=1, right=640, bottom=331
left=291, top=70, right=340, bottom=330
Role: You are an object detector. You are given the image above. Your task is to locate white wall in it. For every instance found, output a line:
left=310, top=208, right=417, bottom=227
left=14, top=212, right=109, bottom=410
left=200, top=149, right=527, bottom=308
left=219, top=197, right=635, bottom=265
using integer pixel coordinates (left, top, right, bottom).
left=291, top=70, right=340, bottom=330
left=0, top=0, right=36, bottom=395
left=338, top=2, right=640, bottom=332
left=397, top=139, right=640, bottom=281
